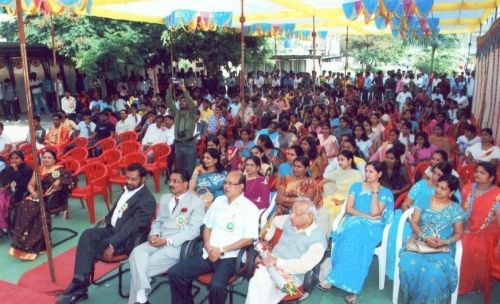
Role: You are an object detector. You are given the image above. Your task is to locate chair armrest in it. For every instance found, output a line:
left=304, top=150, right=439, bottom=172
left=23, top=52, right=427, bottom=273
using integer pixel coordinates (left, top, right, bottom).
left=302, top=259, right=322, bottom=293
left=180, top=236, right=203, bottom=262
left=234, top=245, right=255, bottom=277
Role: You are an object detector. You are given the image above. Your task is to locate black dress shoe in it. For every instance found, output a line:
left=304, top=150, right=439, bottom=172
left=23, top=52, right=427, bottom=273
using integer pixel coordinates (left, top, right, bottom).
left=60, top=279, right=88, bottom=296
left=134, top=301, right=150, bottom=304
left=56, top=291, right=88, bottom=304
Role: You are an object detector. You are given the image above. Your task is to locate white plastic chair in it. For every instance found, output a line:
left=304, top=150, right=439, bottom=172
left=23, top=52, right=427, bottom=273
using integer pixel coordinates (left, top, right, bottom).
left=392, top=207, right=461, bottom=304
left=330, top=201, right=391, bottom=290
left=259, top=192, right=276, bottom=230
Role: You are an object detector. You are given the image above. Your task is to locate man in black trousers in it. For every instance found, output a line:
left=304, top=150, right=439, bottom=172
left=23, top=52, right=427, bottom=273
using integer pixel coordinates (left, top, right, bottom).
left=56, top=163, right=156, bottom=304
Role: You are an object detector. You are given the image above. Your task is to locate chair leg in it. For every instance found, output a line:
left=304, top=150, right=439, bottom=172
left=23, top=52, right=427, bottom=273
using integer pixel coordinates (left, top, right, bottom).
left=80, top=199, right=85, bottom=209
left=86, top=196, right=96, bottom=224
left=483, top=276, right=491, bottom=304
left=153, top=170, right=160, bottom=193
left=51, top=227, right=78, bottom=247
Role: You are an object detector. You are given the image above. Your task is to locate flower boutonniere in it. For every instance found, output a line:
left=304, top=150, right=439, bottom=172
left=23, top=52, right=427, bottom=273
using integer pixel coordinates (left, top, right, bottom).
left=176, top=208, right=188, bottom=227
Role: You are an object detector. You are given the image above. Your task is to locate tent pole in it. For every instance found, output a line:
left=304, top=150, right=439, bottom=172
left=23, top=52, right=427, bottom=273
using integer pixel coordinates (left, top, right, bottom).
left=170, top=27, right=175, bottom=100
left=312, top=15, right=316, bottom=94
left=465, top=33, right=472, bottom=72
left=240, top=0, right=245, bottom=107
left=344, top=26, right=349, bottom=91
left=50, top=15, right=60, bottom=111
left=15, top=0, right=56, bottom=283
left=274, top=34, right=277, bottom=69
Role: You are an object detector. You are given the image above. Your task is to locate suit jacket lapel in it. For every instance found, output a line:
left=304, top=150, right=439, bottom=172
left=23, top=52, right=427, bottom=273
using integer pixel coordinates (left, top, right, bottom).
left=171, top=192, right=191, bottom=218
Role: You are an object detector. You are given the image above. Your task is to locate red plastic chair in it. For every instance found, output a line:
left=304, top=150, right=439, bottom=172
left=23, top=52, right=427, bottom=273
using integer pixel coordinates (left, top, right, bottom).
left=17, top=143, right=33, bottom=157
left=144, top=143, right=171, bottom=192
left=88, top=137, right=116, bottom=157
left=406, top=165, right=415, bottom=184
left=91, top=148, right=123, bottom=175
left=38, top=145, right=61, bottom=158
left=70, top=162, right=111, bottom=224
left=484, top=231, right=500, bottom=304
left=60, top=136, right=89, bottom=152
left=414, top=160, right=431, bottom=181
left=457, top=163, right=478, bottom=185
left=60, top=147, right=89, bottom=166
left=197, top=137, right=206, bottom=158
left=115, top=131, right=138, bottom=143
left=109, top=152, right=147, bottom=190
left=116, top=140, right=141, bottom=156
left=58, top=158, right=81, bottom=176
left=394, top=191, right=408, bottom=209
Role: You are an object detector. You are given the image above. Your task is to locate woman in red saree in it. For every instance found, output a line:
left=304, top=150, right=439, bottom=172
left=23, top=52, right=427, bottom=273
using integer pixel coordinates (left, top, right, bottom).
left=459, top=161, right=500, bottom=294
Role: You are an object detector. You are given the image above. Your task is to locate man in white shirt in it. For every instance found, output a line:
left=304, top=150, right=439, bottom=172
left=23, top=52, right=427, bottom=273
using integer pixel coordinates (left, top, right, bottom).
left=457, top=124, right=481, bottom=154
left=142, top=115, right=168, bottom=150
left=0, top=122, right=12, bottom=155
left=163, top=115, right=175, bottom=146
left=115, top=110, right=136, bottom=135
left=127, top=104, right=142, bottom=128
left=60, top=90, right=76, bottom=115
left=76, top=112, right=96, bottom=138
left=456, top=89, right=469, bottom=110
left=169, top=171, right=259, bottom=304
left=112, top=94, right=128, bottom=113
left=466, top=71, right=474, bottom=99
left=395, top=86, right=412, bottom=111
left=57, top=164, right=156, bottom=304
left=245, top=198, right=326, bottom=304
left=431, top=87, right=445, bottom=106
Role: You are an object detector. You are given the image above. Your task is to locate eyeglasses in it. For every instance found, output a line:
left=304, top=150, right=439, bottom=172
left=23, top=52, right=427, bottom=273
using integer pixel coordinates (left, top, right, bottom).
left=290, top=210, right=311, bottom=217
left=223, top=181, right=241, bottom=186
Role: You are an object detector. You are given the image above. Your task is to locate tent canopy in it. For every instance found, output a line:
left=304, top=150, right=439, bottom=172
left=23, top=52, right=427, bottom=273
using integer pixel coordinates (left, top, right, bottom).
left=85, top=0, right=499, bottom=35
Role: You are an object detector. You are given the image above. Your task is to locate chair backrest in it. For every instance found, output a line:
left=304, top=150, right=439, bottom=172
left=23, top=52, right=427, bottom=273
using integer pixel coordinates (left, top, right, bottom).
left=18, top=143, right=33, bottom=156
left=94, top=148, right=122, bottom=167
left=58, top=159, right=81, bottom=176
left=414, top=160, right=430, bottom=180
left=148, top=143, right=170, bottom=162
left=392, top=207, right=415, bottom=304
left=457, top=163, right=477, bottom=185
left=394, top=191, right=409, bottom=209
left=71, top=137, right=89, bottom=148
left=96, top=137, right=116, bottom=151
left=122, top=152, right=148, bottom=166
left=81, top=162, right=108, bottom=185
left=62, top=147, right=89, bottom=161
left=38, top=145, right=60, bottom=157
left=116, top=140, right=141, bottom=155
left=116, top=131, right=138, bottom=142
left=331, top=201, right=347, bottom=233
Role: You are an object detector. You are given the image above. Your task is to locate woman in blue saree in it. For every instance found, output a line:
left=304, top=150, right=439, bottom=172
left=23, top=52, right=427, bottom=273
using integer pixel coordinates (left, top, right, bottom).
left=386, top=161, right=456, bottom=280
left=326, top=161, right=394, bottom=304
left=399, top=175, right=467, bottom=304
left=189, top=148, right=227, bottom=208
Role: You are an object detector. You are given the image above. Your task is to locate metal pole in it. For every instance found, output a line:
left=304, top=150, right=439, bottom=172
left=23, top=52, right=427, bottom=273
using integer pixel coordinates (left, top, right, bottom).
left=240, top=0, right=245, bottom=106
left=15, top=0, right=56, bottom=283
left=274, top=34, right=277, bottom=69
left=465, top=33, right=472, bottom=72
left=312, top=15, right=316, bottom=94
left=169, top=23, right=175, bottom=100
left=479, top=23, right=483, bottom=36
left=50, top=15, right=60, bottom=111
left=344, top=26, right=349, bottom=91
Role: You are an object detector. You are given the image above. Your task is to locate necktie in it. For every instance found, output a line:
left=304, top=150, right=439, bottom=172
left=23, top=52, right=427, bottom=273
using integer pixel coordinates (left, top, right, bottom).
left=172, top=197, right=179, bottom=214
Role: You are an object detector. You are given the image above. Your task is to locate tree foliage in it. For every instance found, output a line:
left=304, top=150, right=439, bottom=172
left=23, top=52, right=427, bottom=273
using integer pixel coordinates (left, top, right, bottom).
left=1, top=14, right=166, bottom=79
left=340, top=34, right=407, bottom=71
left=161, top=30, right=273, bottom=75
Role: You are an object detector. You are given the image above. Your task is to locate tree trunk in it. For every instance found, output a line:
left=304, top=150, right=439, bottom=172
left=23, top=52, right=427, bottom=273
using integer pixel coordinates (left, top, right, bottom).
left=430, top=46, right=436, bottom=74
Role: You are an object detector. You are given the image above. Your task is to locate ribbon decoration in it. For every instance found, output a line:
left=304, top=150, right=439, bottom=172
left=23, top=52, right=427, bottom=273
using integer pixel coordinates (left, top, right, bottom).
left=244, top=23, right=296, bottom=37
left=1, top=0, right=92, bottom=15
left=342, top=0, right=438, bottom=39
left=165, top=9, right=232, bottom=32
left=292, top=30, right=328, bottom=40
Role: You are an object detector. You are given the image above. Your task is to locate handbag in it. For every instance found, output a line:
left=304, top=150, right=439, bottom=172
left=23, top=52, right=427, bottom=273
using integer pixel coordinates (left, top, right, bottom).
left=405, top=236, right=449, bottom=254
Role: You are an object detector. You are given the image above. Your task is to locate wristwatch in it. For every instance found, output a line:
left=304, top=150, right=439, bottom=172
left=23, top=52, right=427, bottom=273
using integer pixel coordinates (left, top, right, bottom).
left=220, top=247, right=225, bottom=256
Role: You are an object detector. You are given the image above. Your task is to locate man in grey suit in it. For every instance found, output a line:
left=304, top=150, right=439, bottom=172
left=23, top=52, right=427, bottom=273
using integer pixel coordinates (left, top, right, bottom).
left=127, top=169, right=205, bottom=304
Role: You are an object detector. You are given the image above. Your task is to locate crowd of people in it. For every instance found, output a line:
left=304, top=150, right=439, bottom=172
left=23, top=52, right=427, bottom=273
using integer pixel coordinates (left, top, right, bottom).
left=0, top=66, right=499, bottom=304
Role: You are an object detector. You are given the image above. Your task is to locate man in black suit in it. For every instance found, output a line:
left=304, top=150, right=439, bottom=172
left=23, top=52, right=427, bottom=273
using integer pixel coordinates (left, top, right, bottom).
left=56, top=163, right=156, bottom=304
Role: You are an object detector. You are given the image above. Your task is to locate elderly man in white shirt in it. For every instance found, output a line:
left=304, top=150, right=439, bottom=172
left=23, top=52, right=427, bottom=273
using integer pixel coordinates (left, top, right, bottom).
left=141, top=115, right=168, bottom=150
left=168, top=171, right=259, bottom=304
left=246, top=198, right=326, bottom=304
left=0, top=122, right=12, bottom=155
left=115, top=110, right=136, bottom=135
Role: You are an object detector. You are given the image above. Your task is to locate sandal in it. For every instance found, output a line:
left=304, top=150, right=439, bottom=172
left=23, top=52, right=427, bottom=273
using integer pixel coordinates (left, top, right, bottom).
left=345, top=294, right=357, bottom=304
left=317, top=281, right=332, bottom=292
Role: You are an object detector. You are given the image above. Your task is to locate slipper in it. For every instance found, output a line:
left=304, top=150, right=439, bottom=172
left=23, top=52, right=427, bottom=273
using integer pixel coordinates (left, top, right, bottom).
left=317, top=281, right=332, bottom=292
left=344, top=294, right=357, bottom=304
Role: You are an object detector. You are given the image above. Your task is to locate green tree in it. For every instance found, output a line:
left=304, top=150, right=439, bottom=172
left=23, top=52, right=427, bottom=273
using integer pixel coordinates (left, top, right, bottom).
left=340, top=34, right=407, bottom=71
left=1, top=14, right=165, bottom=79
left=404, top=34, right=462, bottom=74
left=161, top=30, right=273, bottom=75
